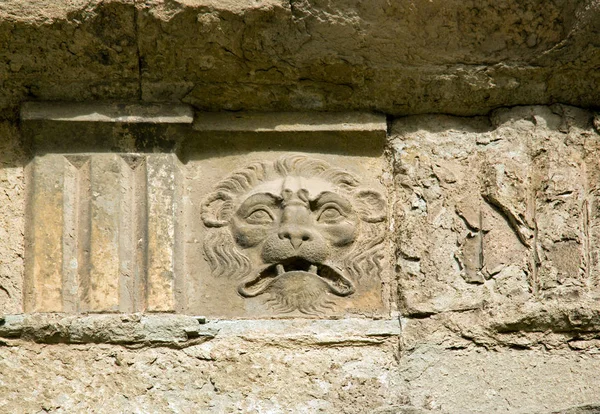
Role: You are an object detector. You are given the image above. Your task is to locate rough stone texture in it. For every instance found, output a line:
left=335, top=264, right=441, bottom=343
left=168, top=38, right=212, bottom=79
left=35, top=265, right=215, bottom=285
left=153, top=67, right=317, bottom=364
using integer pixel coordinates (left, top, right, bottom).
left=399, top=346, right=600, bottom=413
left=0, top=314, right=213, bottom=346
left=2, top=1, right=600, bottom=407
left=1, top=1, right=600, bottom=117
left=19, top=108, right=391, bottom=317
left=3, top=104, right=600, bottom=411
left=392, top=105, right=600, bottom=318
left=1, top=106, right=600, bottom=412
left=2, top=319, right=600, bottom=413
left=0, top=121, right=26, bottom=314
left=0, top=314, right=400, bottom=345
left=0, top=0, right=139, bottom=119
left=0, top=337, right=403, bottom=413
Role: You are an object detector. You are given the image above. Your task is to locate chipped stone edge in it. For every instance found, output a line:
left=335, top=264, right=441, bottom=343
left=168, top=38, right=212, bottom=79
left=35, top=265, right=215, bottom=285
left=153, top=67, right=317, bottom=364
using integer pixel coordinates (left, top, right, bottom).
left=21, top=102, right=195, bottom=124
left=0, top=314, right=401, bottom=347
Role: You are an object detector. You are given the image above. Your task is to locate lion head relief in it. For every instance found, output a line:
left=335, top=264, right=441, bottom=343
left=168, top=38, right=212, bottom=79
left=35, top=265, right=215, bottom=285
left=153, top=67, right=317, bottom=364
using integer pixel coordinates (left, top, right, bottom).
left=201, top=154, right=387, bottom=315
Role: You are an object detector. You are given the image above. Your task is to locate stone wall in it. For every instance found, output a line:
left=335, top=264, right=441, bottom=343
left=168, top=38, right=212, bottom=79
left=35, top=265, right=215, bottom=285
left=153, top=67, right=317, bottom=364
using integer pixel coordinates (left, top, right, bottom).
left=1, top=0, right=599, bottom=117
left=1, top=105, right=599, bottom=413
left=1, top=1, right=600, bottom=413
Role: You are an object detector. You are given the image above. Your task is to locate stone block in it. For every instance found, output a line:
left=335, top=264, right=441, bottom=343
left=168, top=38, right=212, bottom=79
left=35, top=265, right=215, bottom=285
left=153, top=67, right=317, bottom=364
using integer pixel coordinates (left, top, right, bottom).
left=391, top=106, right=600, bottom=316
left=20, top=105, right=391, bottom=319
left=21, top=103, right=194, bottom=313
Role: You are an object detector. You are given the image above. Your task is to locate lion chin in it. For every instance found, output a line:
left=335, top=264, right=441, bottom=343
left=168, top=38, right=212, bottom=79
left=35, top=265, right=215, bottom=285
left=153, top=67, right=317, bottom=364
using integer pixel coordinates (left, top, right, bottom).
left=237, top=258, right=355, bottom=315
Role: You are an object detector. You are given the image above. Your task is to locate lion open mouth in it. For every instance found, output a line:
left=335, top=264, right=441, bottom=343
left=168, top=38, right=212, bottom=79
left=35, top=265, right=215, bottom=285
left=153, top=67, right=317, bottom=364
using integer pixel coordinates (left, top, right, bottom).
left=237, top=257, right=355, bottom=299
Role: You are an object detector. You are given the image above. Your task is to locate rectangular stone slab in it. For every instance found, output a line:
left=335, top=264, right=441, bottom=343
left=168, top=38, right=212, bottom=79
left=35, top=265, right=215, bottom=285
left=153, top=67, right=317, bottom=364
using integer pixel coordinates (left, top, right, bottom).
left=21, top=104, right=391, bottom=318
left=24, top=155, right=67, bottom=312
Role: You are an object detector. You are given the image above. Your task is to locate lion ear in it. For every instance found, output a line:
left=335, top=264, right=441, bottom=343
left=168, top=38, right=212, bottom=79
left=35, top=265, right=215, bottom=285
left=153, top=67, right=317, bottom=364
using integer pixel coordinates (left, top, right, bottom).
left=354, top=189, right=387, bottom=223
left=201, top=192, right=234, bottom=228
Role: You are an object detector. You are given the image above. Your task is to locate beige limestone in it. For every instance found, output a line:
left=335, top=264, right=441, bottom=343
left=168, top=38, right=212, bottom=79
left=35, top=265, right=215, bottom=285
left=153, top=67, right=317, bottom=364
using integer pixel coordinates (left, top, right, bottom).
left=20, top=106, right=391, bottom=317
left=4, top=104, right=600, bottom=411
left=192, top=153, right=390, bottom=317
left=1, top=0, right=600, bottom=410
left=145, top=154, right=181, bottom=312
left=2, top=315, right=600, bottom=413
left=1, top=1, right=600, bottom=117
left=24, top=155, right=67, bottom=313
left=392, top=105, right=600, bottom=318
left=21, top=102, right=194, bottom=124
left=0, top=122, right=25, bottom=314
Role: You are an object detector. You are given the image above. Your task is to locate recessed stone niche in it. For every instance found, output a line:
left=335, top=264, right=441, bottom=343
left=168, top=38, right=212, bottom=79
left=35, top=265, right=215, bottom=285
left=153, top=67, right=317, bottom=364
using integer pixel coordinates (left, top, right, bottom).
left=21, top=103, right=391, bottom=318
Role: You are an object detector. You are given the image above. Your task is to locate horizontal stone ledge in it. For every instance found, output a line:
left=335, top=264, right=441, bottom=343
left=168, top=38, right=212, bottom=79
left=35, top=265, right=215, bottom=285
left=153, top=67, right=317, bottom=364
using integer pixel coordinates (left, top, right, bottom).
left=0, top=314, right=211, bottom=347
left=21, top=102, right=194, bottom=124
left=203, top=318, right=401, bottom=344
left=0, top=314, right=401, bottom=347
left=21, top=105, right=387, bottom=153
left=193, top=111, right=387, bottom=134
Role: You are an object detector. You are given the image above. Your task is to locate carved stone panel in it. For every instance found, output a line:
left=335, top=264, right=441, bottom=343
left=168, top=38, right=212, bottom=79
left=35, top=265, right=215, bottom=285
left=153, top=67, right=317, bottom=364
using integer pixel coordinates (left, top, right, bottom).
left=24, top=152, right=182, bottom=313
left=21, top=105, right=390, bottom=318
left=190, top=154, right=389, bottom=317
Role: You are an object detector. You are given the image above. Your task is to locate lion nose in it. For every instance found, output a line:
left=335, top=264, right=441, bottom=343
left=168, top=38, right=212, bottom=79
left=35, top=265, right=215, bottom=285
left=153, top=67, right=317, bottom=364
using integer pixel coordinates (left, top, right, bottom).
left=278, top=227, right=313, bottom=250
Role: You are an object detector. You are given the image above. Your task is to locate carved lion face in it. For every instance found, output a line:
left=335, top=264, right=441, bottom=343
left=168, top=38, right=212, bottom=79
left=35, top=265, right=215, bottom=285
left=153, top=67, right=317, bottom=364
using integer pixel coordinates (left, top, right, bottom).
left=201, top=155, right=386, bottom=315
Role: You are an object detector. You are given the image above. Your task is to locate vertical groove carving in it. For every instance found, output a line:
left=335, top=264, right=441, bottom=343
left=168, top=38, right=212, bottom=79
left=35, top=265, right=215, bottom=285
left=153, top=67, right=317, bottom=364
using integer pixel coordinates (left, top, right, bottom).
left=118, top=155, right=147, bottom=312
left=529, top=192, right=540, bottom=297
left=84, top=154, right=151, bottom=312
left=78, top=160, right=92, bottom=312
left=134, top=157, right=149, bottom=312
left=583, top=198, right=592, bottom=290
left=25, top=153, right=180, bottom=313
left=173, top=159, right=185, bottom=313
left=63, top=156, right=91, bottom=313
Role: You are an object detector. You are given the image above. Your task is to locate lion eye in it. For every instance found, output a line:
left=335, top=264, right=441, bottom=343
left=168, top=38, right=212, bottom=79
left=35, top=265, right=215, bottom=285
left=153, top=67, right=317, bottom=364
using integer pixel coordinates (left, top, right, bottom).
left=245, top=208, right=274, bottom=225
left=317, top=206, right=343, bottom=223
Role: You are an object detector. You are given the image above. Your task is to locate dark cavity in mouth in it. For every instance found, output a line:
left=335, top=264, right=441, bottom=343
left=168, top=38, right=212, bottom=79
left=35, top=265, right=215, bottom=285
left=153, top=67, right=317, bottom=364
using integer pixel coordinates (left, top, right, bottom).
left=237, top=257, right=355, bottom=298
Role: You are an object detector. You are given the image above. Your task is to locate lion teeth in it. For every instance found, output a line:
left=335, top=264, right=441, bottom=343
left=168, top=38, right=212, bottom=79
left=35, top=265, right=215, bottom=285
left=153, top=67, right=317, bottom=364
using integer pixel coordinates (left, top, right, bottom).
left=276, top=264, right=285, bottom=275
left=309, top=265, right=318, bottom=274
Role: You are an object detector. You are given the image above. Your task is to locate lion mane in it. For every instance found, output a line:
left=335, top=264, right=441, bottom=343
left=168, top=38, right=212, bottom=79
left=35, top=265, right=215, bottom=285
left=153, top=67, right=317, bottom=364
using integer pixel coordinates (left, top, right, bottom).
left=201, top=154, right=387, bottom=286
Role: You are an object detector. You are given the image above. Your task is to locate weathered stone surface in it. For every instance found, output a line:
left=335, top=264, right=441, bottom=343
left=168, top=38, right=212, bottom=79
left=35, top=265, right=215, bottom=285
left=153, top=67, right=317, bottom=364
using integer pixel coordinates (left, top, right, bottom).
left=194, top=153, right=390, bottom=317
left=0, top=313, right=213, bottom=345
left=21, top=102, right=194, bottom=124
left=146, top=154, right=183, bottom=312
left=551, top=406, right=600, bottom=414
left=0, top=338, right=403, bottom=413
left=1, top=0, right=600, bottom=410
left=7, top=103, right=600, bottom=411
left=399, top=346, right=600, bottom=413
left=0, top=122, right=25, bottom=314
left=20, top=108, right=391, bottom=317
left=1, top=318, right=600, bottom=413
left=0, top=314, right=400, bottom=345
left=193, top=111, right=387, bottom=136
left=21, top=102, right=193, bottom=153
left=392, top=105, right=600, bottom=318
left=23, top=152, right=155, bottom=313
left=0, top=0, right=139, bottom=118
left=24, top=155, right=69, bottom=313
left=1, top=1, right=600, bottom=117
